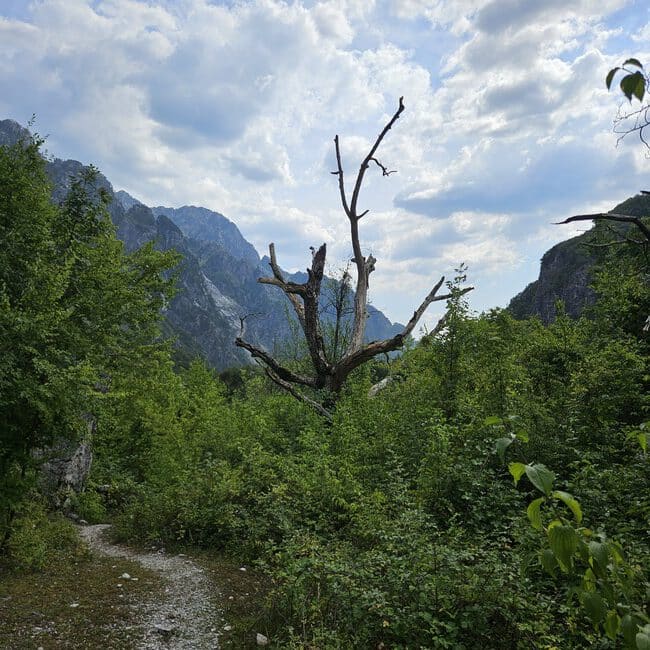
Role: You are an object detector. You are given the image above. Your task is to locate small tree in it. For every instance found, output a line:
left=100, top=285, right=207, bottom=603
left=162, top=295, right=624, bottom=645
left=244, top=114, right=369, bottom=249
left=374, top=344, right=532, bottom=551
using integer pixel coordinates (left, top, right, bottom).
left=235, top=98, right=473, bottom=418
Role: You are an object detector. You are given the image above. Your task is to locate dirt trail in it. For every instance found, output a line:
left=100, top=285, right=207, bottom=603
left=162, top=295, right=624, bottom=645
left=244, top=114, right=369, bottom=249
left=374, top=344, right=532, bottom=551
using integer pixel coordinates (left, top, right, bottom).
left=78, top=524, right=222, bottom=649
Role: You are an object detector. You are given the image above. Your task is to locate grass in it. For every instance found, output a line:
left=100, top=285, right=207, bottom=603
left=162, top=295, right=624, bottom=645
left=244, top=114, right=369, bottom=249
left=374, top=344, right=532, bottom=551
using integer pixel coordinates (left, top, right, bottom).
left=181, top=550, right=274, bottom=648
left=0, top=541, right=163, bottom=649
left=0, top=519, right=275, bottom=649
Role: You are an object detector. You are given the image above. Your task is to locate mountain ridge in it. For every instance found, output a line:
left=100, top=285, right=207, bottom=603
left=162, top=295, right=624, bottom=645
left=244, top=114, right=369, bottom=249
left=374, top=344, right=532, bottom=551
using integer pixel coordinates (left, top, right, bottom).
left=0, top=119, right=404, bottom=369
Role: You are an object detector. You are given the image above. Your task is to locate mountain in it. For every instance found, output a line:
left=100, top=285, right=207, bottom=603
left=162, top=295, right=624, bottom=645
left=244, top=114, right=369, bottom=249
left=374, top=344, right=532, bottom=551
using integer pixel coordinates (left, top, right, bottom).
left=151, top=205, right=259, bottom=266
left=1, top=119, right=404, bottom=369
left=508, top=194, right=650, bottom=323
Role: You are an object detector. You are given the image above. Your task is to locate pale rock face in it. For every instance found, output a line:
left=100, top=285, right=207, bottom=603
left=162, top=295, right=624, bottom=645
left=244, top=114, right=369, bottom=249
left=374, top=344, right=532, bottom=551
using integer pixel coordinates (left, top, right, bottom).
left=38, top=424, right=94, bottom=509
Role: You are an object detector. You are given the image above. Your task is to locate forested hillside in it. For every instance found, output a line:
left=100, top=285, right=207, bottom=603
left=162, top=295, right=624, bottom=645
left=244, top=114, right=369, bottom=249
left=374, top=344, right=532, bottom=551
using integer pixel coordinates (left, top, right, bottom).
left=1, top=124, right=648, bottom=648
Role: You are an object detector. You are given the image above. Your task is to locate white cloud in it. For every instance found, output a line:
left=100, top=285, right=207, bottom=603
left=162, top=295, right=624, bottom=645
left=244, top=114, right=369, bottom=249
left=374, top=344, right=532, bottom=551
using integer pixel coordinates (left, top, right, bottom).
left=0, top=0, right=646, bottom=323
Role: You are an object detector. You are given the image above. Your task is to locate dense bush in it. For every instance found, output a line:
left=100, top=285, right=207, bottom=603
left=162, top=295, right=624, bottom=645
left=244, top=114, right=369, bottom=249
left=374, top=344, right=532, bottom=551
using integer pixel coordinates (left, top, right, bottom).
left=2, top=131, right=648, bottom=646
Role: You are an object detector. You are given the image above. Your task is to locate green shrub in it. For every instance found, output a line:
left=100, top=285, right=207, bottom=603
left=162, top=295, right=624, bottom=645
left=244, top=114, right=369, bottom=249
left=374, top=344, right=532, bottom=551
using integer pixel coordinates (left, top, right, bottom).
left=72, top=489, right=107, bottom=525
left=6, top=497, right=82, bottom=571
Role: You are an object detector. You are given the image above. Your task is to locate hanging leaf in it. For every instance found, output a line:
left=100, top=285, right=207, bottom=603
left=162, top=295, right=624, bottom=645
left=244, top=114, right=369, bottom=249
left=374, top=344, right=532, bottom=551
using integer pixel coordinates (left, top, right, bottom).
left=604, top=611, right=620, bottom=640
left=540, top=548, right=558, bottom=576
left=515, top=429, right=529, bottom=443
left=548, top=524, right=578, bottom=571
left=621, top=614, right=638, bottom=646
left=581, top=591, right=606, bottom=627
left=623, top=58, right=643, bottom=68
left=620, top=71, right=646, bottom=102
left=525, top=463, right=555, bottom=496
left=527, top=496, right=545, bottom=530
left=588, top=541, right=609, bottom=573
left=606, top=67, right=620, bottom=90
left=508, top=462, right=526, bottom=486
left=552, top=490, right=582, bottom=523
left=496, top=437, right=513, bottom=463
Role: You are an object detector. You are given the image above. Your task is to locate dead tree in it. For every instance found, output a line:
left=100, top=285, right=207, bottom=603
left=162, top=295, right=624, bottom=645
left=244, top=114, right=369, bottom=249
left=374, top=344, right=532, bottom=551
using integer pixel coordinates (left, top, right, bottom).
left=235, top=98, right=473, bottom=419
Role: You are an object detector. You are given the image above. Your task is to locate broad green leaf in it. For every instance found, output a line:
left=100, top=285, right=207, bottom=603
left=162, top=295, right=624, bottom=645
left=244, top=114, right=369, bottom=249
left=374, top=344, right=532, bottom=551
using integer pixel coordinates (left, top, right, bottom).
left=637, top=631, right=650, bottom=650
left=540, top=548, right=558, bottom=576
left=604, top=610, right=620, bottom=640
left=484, top=415, right=502, bottom=426
left=496, top=436, right=513, bottom=463
left=515, top=429, right=529, bottom=443
left=527, top=496, right=545, bottom=530
left=508, top=462, right=526, bottom=486
left=553, top=490, right=582, bottom=523
left=548, top=524, right=578, bottom=571
left=621, top=614, right=638, bottom=646
left=525, top=463, right=555, bottom=496
left=606, top=67, right=620, bottom=90
left=588, top=541, right=609, bottom=572
left=581, top=591, right=606, bottom=627
left=638, top=432, right=648, bottom=453
left=623, top=58, right=643, bottom=68
left=620, top=71, right=646, bottom=102
left=582, top=567, right=596, bottom=590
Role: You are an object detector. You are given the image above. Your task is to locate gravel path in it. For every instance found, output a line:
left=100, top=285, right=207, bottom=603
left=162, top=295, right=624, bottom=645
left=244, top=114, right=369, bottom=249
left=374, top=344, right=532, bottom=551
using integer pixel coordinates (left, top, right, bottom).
left=78, top=524, right=222, bottom=649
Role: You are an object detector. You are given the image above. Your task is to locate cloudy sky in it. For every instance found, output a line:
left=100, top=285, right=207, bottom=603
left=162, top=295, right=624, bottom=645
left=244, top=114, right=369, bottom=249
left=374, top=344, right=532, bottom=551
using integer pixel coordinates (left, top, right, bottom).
left=1, top=0, right=649, bottom=329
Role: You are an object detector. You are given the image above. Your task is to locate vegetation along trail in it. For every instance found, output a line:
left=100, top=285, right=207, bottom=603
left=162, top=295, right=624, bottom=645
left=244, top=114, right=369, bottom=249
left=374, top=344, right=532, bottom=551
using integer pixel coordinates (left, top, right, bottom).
left=78, top=525, right=223, bottom=649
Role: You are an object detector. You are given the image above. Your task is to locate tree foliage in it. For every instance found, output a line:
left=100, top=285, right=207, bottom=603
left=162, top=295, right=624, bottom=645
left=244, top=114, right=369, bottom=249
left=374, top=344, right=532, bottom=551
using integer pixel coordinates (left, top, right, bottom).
left=0, top=133, right=176, bottom=542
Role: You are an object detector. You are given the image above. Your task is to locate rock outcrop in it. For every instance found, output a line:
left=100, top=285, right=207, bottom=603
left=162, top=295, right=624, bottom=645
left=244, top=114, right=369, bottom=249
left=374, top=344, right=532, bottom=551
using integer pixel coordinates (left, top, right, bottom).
left=508, top=194, right=650, bottom=324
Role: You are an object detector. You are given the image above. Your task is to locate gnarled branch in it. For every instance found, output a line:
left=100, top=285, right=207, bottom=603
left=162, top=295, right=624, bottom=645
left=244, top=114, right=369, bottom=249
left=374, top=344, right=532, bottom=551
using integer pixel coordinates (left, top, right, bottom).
left=235, top=336, right=318, bottom=388
left=556, top=212, right=650, bottom=242
left=331, top=279, right=474, bottom=390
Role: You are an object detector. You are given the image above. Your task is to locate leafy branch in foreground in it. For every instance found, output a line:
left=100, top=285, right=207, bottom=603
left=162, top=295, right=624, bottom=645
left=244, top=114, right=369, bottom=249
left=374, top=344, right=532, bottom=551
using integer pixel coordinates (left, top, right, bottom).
left=490, top=417, right=650, bottom=648
left=606, top=58, right=650, bottom=147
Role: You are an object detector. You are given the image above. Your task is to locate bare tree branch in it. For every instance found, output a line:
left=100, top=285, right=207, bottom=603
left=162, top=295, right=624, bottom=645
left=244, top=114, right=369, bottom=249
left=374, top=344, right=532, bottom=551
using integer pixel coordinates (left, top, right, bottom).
left=613, top=101, right=650, bottom=149
left=331, top=135, right=351, bottom=218
left=555, top=212, right=650, bottom=242
left=234, top=336, right=318, bottom=388
left=261, top=243, right=306, bottom=326
left=331, top=280, right=474, bottom=391
left=339, top=98, right=406, bottom=356
left=263, top=367, right=333, bottom=421
left=369, top=157, right=397, bottom=176
left=349, top=97, right=405, bottom=218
